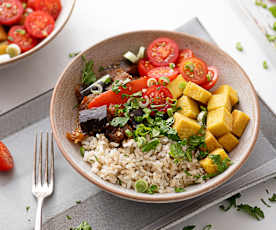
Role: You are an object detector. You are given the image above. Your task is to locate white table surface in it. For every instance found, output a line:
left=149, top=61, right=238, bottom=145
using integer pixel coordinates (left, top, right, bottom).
left=1, top=0, right=276, bottom=229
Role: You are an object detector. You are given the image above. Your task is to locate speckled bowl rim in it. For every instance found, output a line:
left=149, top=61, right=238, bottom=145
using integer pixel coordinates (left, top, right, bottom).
left=50, top=30, right=260, bottom=203
left=0, top=0, right=76, bottom=68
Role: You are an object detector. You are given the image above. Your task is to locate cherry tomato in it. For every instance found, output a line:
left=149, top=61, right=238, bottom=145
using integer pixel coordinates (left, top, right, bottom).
left=143, top=85, right=173, bottom=111
left=138, top=58, right=155, bottom=76
left=201, top=66, right=219, bottom=90
left=19, top=7, right=33, bottom=24
left=27, top=0, right=36, bottom=8
left=176, top=49, right=193, bottom=66
left=147, top=37, right=179, bottom=66
left=25, top=10, right=55, bottom=38
left=147, top=66, right=179, bottom=83
left=0, top=141, right=14, bottom=171
left=179, top=57, right=208, bottom=85
left=8, top=25, right=38, bottom=52
left=0, top=0, right=24, bottom=25
left=34, top=0, right=61, bottom=20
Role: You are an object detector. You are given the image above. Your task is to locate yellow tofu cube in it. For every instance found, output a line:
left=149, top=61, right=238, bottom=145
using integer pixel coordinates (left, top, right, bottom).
left=0, top=41, right=8, bottom=55
left=200, top=148, right=230, bottom=174
left=177, top=95, right=199, bottom=119
left=232, top=110, right=250, bottom=137
left=183, top=81, right=212, bottom=104
left=207, top=94, right=232, bottom=112
left=167, top=74, right=187, bottom=98
left=173, top=112, right=201, bottom=139
left=213, top=85, right=239, bottom=106
left=207, top=107, right=232, bottom=137
left=204, top=130, right=222, bottom=152
left=0, top=25, right=7, bottom=42
left=218, top=133, right=239, bottom=152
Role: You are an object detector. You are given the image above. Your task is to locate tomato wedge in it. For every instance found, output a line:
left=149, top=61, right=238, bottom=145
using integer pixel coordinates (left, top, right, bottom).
left=0, top=141, right=14, bottom=171
left=201, top=66, right=219, bottom=90
left=88, top=77, right=149, bottom=109
left=147, top=66, right=179, bottom=82
left=147, top=37, right=179, bottom=66
left=8, top=25, right=38, bottom=52
left=138, top=58, right=155, bottom=76
left=27, top=0, right=36, bottom=8
left=176, top=49, right=193, bottom=66
left=0, top=0, right=24, bottom=25
left=179, top=57, right=208, bottom=85
left=34, top=0, right=62, bottom=20
left=25, top=10, right=55, bottom=38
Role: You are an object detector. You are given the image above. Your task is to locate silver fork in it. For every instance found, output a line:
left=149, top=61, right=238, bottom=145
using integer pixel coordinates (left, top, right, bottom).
left=32, top=132, right=55, bottom=230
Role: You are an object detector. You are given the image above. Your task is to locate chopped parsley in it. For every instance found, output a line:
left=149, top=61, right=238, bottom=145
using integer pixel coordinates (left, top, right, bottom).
left=206, top=72, right=211, bottom=81
left=184, top=62, right=194, bottom=72
left=146, top=184, right=159, bottom=194
left=81, top=56, right=97, bottom=86
left=263, top=61, right=268, bottom=69
left=15, top=29, right=26, bottom=35
left=202, top=224, right=212, bottom=230
left=66, top=215, right=72, bottom=220
left=237, top=204, right=264, bottom=221
left=269, top=5, right=276, bottom=18
left=70, top=221, right=92, bottom=230
left=111, top=78, right=131, bottom=94
left=26, top=206, right=30, bottom=212
left=266, top=33, right=276, bottom=42
left=182, top=226, right=196, bottom=230
left=80, top=146, right=85, bottom=157
left=219, top=193, right=241, bottom=211
left=175, top=187, right=185, bottom=193
left=209, top=154, right=231, bottom=174
left=69, top=51, right=80, bottom=58
left=141, top=139, right=160, bottom=152
left=268, top=193, right=276, bottom=202
left=110, top=117, right=129, bottom=127
left=235, top=42, right=243, bottom=52
left=255, top=0, right=267, bottom=8
left=261, top=198, right=271, bottom=208
left=76, top=200, right=81, bottom=204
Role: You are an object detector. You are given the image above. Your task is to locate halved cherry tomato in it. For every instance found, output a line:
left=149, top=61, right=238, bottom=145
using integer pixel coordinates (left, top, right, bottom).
left=0, top=141, right=14, bottom=171
left=179, top=57, right=208, bottom=85
left=8, top=25, right=38, bottom=52
left=147, top=66, right=179, bottom=82
left=34, top=0, right=61, bottom=20
left=138, top=58, right=155, bottom=76
left=201, top=66, right=219, bottom=90
left=147, top=37, right=179, bottom=66
left=88, top=77, right=149, bottom=109
left=19, top=7, right=33, bottom=24
left=176, top=49, right=193, bottom=66
left=27, top=0, right=36, bottom=8
left=0, top=0, right=24, bottom=25
left=25, top=10, right=55, bottom=38
left=143, top=85, right=173, bottom=112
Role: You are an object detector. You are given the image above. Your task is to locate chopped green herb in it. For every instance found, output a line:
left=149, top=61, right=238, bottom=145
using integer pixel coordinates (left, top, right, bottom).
left=268, top=193, right=276, bottom=202
left=200, top=106, right=207, bottom=111
left=182, top=225, right=196, bottom=230
left=263, top=61, right=268, bottom=69
left=26, top=206, right=30, bottom=212
left=169, top=142, right=188, bottom=162
left=175, top=187, right=185, bottom=193
left=184, top=170, right=192, bottom=176
left=236, top=42, right=243, bottom=52
left=255, top=0, right=267, bottom=8
left=237, top=204, right=264, bottom=221
left=111, top=78, right=131, bottom=94
left=81, top=56, right=97, bottom=86
left=206, top=72, right=211, bottom=81
left=76, top=200, right=81, bottom=204
left=8, top=36, right=14, bottom=41
left=71, top=221, right=92, bottom=230
left=219, top=193, right=241, bottom=211
left=273, top=22, right=276, bottom=31
left=209, top=154, right=231, bottom=174
left=167, top=108, right=174, bottom=117
left=169, top=63, right=175, bottom=69
left=184, top=61, right=194, bottom=72
left=98, top=66, right=105, bottom=72
left=269, top=5, right=276, bottom=18
left=125, top=129, right=133, bottom=137
left=69, top=52, right=80, bottom=58
left=5, top=3, right=11, bottom=8
left=266, top=33, right=276, bottom=42
left=261, top=198, right=271, bottom=208
left=15, top=29, right=26, bottom=35
left=141, top=139, right=160, bottom=152
left=111, top=117, right=129, bottom=127
left=80, top=146, right=85, bottom=157
left=66, top=215, right=72, bottom=220
left=179, top=81, right=187, bottom=89
left=197, top=150, right=208, bottom=160
left=146, top=184, right=159, bottom=194
left=135, top=179, right=148, bottom=193
left=202, top=224, right=212, bottom=230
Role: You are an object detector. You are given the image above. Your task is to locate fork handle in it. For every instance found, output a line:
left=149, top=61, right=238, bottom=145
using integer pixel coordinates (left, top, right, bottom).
left=35, top=197, right=44, bottom=230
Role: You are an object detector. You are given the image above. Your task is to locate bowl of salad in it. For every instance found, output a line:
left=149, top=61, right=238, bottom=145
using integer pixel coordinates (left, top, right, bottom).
left=0, top=0, right=76, bottom=69
left=50, top=31, right=260, bottom=203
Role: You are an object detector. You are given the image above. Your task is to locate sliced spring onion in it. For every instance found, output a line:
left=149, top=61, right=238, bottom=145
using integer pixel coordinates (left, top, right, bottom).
left=150, top=104, right=166, bottom=108
left=135, top=179, right=148, bottom=193
left=197, top=111, right=207, bottom=126
left=139, top=96, right=150, bottom=108
left=147, top=78, right=158, bottom=87
left=90, top=83, right=103, bottom=94
left=80, top=74, right=111, bottom=96
left=178, top=81, right=187, bottom=89
left=166, top=97, right=177, bottom=106
left=6, top=44, right=21, bottom=57
left=159, top=76, right=170, bottom=85
left=167, top=108, right=174, bottom=117
left=123, top=51, right=138, bottom=63
left=136, top=46, right=145, bottom=60
left=169, top=63, right=175, bottom=69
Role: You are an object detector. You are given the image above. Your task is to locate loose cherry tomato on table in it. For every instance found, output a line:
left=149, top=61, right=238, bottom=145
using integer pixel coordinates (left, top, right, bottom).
left=0, top=141, right=14, bottom=171
left=0, top=0, right=24, bottom=25
left=179, top=57, right=208, bottom=85
left=201, top=66, right=219, bottom=90
left=8, top=25, right=38, bottom=52
left=138, top=58, right=155, bottom=76
left=147, top=66, right=179, bottom=83
left=147, top=37, right=179, bottom=66
left=176, top=49, right=193, bottom=67
left=25, top=10, right=55, bottom=38
left=34, top=0, right=62, bottom=20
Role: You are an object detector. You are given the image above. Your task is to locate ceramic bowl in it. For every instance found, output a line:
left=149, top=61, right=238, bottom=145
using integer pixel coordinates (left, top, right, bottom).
left=0, top=0, right=76, bottom=69
left=50, top=30, right=260, bottom=203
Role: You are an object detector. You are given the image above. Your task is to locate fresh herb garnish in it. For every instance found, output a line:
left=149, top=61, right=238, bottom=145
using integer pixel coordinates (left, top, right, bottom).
left=15, top=29, right=26, bottom=35
left=197, top=150, right=208, bottom=160
left=81, top=55, right=97, bottom=86
left=66, top=215, right=72, bottom=220
left=206, top=72, right=211, bottom=81
left=202, top=224, right=212, bottom=230
left=141, top=139, right=160, bottom=152
left=26, top=206, right=30, bottom=212
left=219, top=193, right=241, bottom=211
left=7, top=36, right=13, bottom=41
left=80, top=146, right=85, bottom=157
left=70, top=221, right=92, bottom=230
left=146, top=184, right=159, bottom=194
left=98, top=66, right=105, bottom=72
left=209, top=154, right=231, bottom=174
left=255, top=0, right=267, bottom=8
left=76, top=200, right=81, bottom=204
left=263, top=61, right=268, bottom=69
left=111, top=78, right=131, bottom=94
left=237, top=204, right=264, bottom=221
left=69, top=51, right=80, bottom=58
left=236, top=42, right=243, bottom=52
left=266, top=33, right=276, bottom=42
left=175, top=187, right=185, bottom=193
left=184, top=61, right=194, bottom=72
left=268, top=193, right=276, bottom=202
left=110, top=117, right=129, bottom=127
left=261, top=198, right=271, bottom=208
left=273, top=22, right=276, bottom=31
left=182, top=226, right=196, bottom=230
left=269, top=5, right=276, bottom=18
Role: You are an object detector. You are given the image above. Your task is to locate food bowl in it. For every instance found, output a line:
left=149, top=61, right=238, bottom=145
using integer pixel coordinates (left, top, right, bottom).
left=0, top=0, right=76, bottom=69
left=50, top=30, right=260, bottom=203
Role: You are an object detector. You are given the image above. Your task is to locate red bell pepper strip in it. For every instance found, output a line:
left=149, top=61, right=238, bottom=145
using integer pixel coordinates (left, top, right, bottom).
left=88, top=77, right=149, bottom=109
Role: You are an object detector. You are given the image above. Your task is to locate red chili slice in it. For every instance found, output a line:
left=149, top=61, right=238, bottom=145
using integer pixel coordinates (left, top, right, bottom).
left=8, top=25, right=38, bottom=52
left=138, top=58, right=155, bottom=76
left=147, top=66, right=179, bottom=82
left=201, top=66, right=219, bottom=90
left=0, top=0, right=24, bottom=25
left=147, top=37, right=179, bottom=66
left=34, top=0, right=61, bottom=20
left=24, top=10, right=55, bottom=38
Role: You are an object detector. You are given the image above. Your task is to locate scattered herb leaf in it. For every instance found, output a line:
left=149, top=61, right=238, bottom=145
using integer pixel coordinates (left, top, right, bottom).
left=146, top=184, right=159, bottom=194
left=70, top=221, right=92, bottom=230
left=175, top=187, right=185, bottom=193
left=66, top=215, right=72, bottom=220
left=236, top=42, right=243, bottom=52
left=26, top=206, right=30, bottom=212
left=237, top=204, right=264, bottom=221
left=269, top=5, right=276, bottom=18
left=111, top=117, right=129, bottom=127
left=219, top=193, right=241, bottom=211
left=202, top=224, right=212, bottom=230
left=263, top=61, right=268, bottom=69
left=81, top=56, right=96, bottom=86
left=268, top=193, right=276, bottom=202
left=261, top=198, right=271, bottom=208
left=141, top=139, right=160, bottom=152
left=76, top=200, right=81, bottom=204
left=69, top=51, right=80, bottom=58
left=182, top=226, right=196, bottom=230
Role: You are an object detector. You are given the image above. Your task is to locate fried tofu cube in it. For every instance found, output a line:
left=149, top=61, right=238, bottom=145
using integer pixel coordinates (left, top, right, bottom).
left=204, top=130, right=222, bottom=152
left=207, top=94, right=232, bottom=112
left=177, top=95, right=199, bottom=119
left=0, top=25, right=7, bottom=42
left=173, top=112, right=201, bottom=139
left=200, top=148, right=230, bottom=174
left=213, top=85, right=239, bottom=106
left=218, top=133, right=239, bottom=152
left=232, top=110, right=250, bottom=137
left=167, top=74, right=187, bottom=98
left=0, top=41, right=8, bottom=55
left=183, top=81, right=212, bottom=104
left=207, top=107, right=232, bottom=137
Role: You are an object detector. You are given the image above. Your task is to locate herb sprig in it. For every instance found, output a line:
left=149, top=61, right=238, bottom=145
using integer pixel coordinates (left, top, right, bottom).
left=81, top=56, right=97, bottom=87
left=219, top=193, right=241, bottom=211
left=237, top=204, right=265, bottom=221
